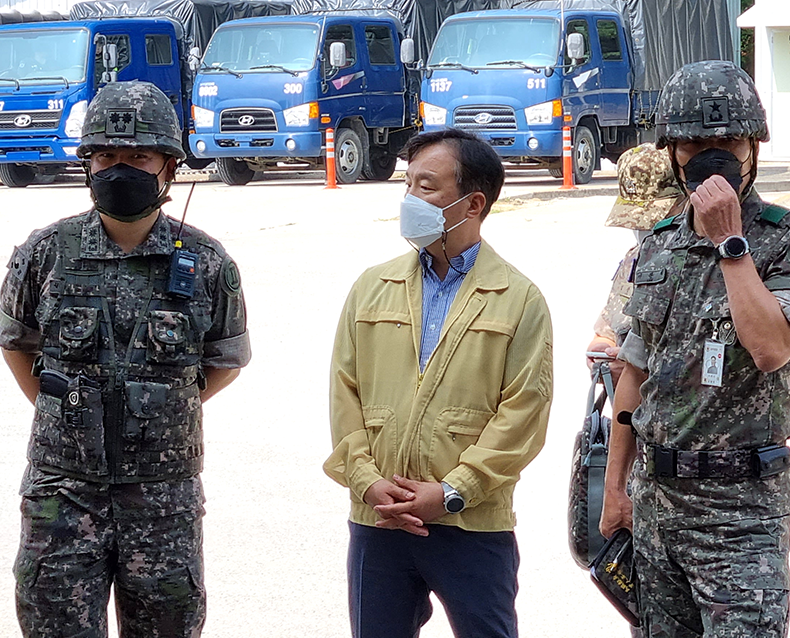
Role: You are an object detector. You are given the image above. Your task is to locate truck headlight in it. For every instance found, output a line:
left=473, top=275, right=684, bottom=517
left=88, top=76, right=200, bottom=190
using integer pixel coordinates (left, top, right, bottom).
left=283, top=102, right=318, bottom=127
left=421, top=102, right=446, bottom=126
left=64, top=100, right=88, bottom=138
left=525, top=101, right=560, bottom=125
left=192, top=105, right=214, bottom=129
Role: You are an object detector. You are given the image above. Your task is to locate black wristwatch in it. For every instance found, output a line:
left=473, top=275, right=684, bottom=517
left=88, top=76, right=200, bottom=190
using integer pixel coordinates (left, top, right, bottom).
left=441, top=481, right=466, bottom=514
left=717, top=235, right=750, bottom=260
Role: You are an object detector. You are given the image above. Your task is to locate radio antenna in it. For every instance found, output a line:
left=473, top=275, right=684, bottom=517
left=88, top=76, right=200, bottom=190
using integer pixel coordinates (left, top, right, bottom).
left=175, top=182, right=196, bottom=248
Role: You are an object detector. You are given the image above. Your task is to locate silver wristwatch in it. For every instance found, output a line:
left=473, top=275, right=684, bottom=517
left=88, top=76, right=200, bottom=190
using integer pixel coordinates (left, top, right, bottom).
left=441, top=481, right=466, bottom=514
left=717, top=235, right=750, bottom=259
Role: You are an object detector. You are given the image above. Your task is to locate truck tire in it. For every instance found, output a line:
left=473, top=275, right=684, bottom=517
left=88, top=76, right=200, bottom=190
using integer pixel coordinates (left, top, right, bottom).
left=0, top=163, right=36, bottom=188
left=216, top=157, right=254, bottom=186
left=335, top=128, right=363, bottom=184
left=362, top=146, right=397, bottom=181
left=573, top=125, right=597, bottom=185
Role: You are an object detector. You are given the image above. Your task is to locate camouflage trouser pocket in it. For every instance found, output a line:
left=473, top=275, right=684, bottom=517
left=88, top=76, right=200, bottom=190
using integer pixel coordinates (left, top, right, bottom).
left=59, top=306, right=99, bottom=361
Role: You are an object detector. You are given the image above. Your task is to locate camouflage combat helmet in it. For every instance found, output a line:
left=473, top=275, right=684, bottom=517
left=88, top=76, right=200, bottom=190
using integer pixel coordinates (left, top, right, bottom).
left=655, top=60, right=769, bottom=149
left=77, top=81, right=186, bottom=160
left=606, top=143, right=682, bottom=230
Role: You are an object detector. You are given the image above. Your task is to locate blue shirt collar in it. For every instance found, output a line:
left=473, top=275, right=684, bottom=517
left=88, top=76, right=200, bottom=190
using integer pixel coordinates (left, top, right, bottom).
left=419, top=241, right=481, bottom=278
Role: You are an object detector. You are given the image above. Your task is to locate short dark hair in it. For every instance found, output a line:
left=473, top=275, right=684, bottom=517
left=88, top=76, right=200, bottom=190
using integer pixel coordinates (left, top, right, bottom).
left=403, top=128, right=505, bottom=220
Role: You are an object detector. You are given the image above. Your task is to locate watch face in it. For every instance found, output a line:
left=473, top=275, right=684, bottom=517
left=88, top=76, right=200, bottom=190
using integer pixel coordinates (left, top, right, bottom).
left=446, top=496, right=465, bottom=514
left=724, top=236, right=747, bottom=257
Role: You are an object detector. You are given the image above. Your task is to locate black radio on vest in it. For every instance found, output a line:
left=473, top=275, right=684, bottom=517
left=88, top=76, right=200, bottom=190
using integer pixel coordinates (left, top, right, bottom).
left=168, top=182, right=197, bottom=299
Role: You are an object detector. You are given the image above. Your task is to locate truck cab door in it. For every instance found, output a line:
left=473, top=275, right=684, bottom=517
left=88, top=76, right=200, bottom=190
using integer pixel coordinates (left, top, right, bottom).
left=562, top=19, right=602, bottom=119
left=321, top=23, right=366, bottom=124
left=360, top=22, right=403, bottom=127
left=141, top=32, right=184, bottom=127
left=93, top=33, right=132, bottom=86
left=594, top=18, right=630, bottom=126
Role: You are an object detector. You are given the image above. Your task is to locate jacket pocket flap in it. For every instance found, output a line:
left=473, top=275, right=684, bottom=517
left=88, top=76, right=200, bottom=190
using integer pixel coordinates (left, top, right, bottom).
left=467, top=318, right=515, bottom=337
left=59, top=306, right=99, bottom=340
left=633, top=267, right=667, bottom=285
left=125, top=381, right=169, bottom=419
left=439, top=407, right=491, bottom=436
left=362, top=405, right=396, bottom=428
left=624, top=289, right=670, bottom=324
left=693, top=297, right=731, bottom=319
left=148, top=310, right=188, bottom=345
left=357, top=309, right=411, bottom=325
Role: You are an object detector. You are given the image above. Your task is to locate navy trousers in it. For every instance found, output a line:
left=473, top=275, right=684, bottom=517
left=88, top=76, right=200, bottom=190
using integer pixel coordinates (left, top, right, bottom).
left=348, top=522, right=520, bottom=638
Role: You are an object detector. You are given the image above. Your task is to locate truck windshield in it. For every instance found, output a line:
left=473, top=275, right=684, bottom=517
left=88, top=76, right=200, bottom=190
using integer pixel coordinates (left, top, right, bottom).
left=202, top=24, right=320, bottom=74
left=428, top=18, right=560, bottom=69
left=0, top=28, right=90, bottom=84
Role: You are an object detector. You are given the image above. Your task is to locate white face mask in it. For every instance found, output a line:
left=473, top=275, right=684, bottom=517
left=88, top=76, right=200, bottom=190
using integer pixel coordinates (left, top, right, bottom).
left=399, top=192, right=472, bottom=249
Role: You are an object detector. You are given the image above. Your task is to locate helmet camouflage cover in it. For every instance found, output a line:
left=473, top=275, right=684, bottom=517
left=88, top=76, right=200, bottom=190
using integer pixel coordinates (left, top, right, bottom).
left=606, top=143, right=682, bottom=230
left=655, top=60, right=769, bottom=149
left=77, top=81, right=186, bottom=159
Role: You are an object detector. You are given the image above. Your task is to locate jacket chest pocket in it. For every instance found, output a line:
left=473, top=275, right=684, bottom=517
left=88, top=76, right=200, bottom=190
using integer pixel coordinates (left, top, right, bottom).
left=147, top=310, right=194, bottom=365
left=59, top=306, right=100, bottom=361
left=624, top=265, right=672, bottom=326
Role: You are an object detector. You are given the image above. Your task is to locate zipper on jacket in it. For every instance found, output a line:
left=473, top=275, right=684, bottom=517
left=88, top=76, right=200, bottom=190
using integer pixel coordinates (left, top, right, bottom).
left=416, top=372, right=424, bottom=390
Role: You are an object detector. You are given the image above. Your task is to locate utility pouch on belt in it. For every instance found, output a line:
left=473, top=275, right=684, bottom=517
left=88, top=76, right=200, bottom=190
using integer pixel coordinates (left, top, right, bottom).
left=39, top=369, right=70, bottom=399
left=752, top=445, right=790, bottom=478
left=590, top=528, right=640, bottom=627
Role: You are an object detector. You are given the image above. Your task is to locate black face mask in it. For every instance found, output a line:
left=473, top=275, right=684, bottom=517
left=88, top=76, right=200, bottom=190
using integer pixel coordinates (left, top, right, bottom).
left=680, top=147, right=748, bottom=194
left=89, top=162, right=170, bottom=222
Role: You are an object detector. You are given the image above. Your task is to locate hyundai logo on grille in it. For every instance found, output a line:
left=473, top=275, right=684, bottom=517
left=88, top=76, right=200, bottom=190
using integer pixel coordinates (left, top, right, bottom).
left=237, top=115, right=255, bottom=126
left=474, top=112, right=494, bottom=125
left=13, top=114, right=32, bottom=128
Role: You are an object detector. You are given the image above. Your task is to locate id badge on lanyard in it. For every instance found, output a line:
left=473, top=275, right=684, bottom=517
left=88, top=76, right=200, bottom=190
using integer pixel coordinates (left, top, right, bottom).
left=701, top=318, right=736, bottom=387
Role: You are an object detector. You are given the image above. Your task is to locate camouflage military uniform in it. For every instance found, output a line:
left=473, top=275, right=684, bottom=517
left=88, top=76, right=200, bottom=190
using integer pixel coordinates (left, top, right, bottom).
left=0, top=209, right=250, bottom=637
left=593, top=144, right=682, bottom=346
left=620, top=192, right=790, bottom=637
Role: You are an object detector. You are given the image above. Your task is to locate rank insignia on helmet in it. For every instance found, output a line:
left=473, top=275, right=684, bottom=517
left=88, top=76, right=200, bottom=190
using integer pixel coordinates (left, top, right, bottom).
left=701, top=97, right=729, bottom=128
left=106, top=109, right=136, bottom=137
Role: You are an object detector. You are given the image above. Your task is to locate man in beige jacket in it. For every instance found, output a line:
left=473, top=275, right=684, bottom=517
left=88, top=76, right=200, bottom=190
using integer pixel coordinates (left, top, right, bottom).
left=325, top=128, right=553, bottom=638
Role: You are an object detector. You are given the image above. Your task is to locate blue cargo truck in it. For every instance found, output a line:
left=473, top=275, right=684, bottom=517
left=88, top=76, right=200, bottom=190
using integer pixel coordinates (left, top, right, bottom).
left=189, top=11, right=419, bottom=184
left=418, top=0, right=735, bottom=183
left=0, top=0, right=289, bottom=187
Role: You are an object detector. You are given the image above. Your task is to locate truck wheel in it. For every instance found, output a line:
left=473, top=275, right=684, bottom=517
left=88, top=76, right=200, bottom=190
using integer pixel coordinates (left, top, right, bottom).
left=216, top=157, right=255, bottom=186
left=548, top=168, right=563, bottom=179
left=573, top=125, right=597, bottom=185
left=0, top=163, right=36, bottom=188
left=335, top=128, right=363, bottom=184
left=362, top=146, right=397, bottom=181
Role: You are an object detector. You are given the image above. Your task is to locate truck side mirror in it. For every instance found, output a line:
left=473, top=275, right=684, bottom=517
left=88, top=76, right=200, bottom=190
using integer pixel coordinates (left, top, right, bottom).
left=329, top=41, right=346, bottom=68
left=566, top=33, right=585, bottom=64
left=400, top=38, right=415, bottom=65
left=104, top=43, right=118, bottom=70
left=188, top=46, right=201, bottom=73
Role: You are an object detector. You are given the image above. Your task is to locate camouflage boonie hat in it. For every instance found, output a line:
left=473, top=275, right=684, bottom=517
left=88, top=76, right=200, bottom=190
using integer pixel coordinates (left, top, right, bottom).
left=606, top=143, right=682, bottom=229
left=655, top=60, right=769, bottom=149
left=77, top=81, right=186, bottom=159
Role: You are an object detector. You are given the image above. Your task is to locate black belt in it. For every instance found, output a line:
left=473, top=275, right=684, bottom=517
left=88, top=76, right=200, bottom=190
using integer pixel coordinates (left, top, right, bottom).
left=644, top=443, right=790, bottom=479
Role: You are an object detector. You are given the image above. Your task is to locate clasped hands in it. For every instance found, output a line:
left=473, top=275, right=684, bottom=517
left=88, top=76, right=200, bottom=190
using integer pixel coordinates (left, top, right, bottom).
left=689, top=174, right=743, bottom=246
left=364, top=476, right=445, bottom=537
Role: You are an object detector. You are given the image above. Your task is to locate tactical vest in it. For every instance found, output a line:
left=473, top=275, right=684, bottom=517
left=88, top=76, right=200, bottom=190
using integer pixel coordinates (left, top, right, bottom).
left=29, top=217, right=211, bottom=483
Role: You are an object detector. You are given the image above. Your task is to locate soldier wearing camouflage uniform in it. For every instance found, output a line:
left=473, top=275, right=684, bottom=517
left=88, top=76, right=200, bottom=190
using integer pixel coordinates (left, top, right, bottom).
left=588, top=143, right=682, bottom=354
left=601, top=60, right=790, bottom=637
left=0, top=81, right=251, bottom=637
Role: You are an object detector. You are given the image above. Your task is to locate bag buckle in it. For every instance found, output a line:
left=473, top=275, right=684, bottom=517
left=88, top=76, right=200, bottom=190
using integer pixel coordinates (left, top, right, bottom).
left=653, top=446, right=677, bottom=478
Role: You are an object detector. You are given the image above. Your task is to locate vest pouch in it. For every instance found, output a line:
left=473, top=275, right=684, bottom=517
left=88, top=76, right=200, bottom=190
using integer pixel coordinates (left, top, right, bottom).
left=124, top=381, right=168, bottom=442
left=59, top=306, right=100, bottom=361
left=147, top=310, right=190, bottom=365
left=60, top=374, right=106, bottom=474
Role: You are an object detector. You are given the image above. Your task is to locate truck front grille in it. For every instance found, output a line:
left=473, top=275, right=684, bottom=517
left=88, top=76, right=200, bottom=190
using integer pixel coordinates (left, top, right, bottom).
left=0, top=109, right=62, bottom=130
left=453, top=106, right=517, bottom=131
left=220, top=108, right=277, bottom=133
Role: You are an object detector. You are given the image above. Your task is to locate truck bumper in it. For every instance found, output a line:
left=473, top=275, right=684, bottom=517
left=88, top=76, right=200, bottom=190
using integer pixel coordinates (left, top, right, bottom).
left=424, top=127, right=563, bottom=159
left=0, top=137, right=81, bottom=164
left=189, top=131, right=323, bottom=159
